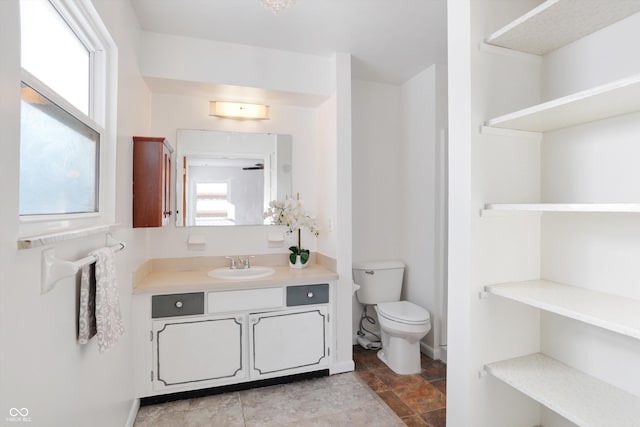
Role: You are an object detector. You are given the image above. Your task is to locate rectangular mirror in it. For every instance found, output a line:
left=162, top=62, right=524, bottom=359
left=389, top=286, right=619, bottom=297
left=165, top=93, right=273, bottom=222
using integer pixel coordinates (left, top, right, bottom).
left=175, top=129, right=292, bottom=227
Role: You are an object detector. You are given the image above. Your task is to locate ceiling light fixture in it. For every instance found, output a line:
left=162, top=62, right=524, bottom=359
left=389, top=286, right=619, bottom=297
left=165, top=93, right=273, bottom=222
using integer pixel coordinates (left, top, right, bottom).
left=209, top=101, right=270, bottom=120
left=258, top=0, right=297, bottom=15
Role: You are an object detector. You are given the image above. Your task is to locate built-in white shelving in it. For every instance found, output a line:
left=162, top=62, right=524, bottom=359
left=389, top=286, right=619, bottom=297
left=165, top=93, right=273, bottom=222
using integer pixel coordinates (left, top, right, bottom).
left=486, top=0, right=640, bottom=55
left=483, top=203, right=640, bottom=213
left=485, top=280, right=640, bottom=340
left=485, top=353, right=640, bottom=427
left=478, top=1, right=640, bottom=425
left=485, top=74, right=640, bottom=132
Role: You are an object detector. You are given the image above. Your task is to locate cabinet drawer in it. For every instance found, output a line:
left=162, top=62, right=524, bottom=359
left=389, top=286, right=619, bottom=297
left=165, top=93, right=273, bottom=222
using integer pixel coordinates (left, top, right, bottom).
left=152, top=293, right=204, bottom=318
left=208, top=288, right=284, bottom=313
left=286, top=284, right=329, bottom=306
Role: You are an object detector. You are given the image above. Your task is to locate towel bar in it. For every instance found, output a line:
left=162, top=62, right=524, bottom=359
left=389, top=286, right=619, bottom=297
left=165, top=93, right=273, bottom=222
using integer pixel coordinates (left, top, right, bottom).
left=41, top=242, right=126, bottom=294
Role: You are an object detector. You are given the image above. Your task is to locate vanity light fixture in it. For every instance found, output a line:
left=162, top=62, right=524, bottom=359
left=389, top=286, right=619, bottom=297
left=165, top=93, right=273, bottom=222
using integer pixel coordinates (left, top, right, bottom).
left=209, top=101, right=270, bottom=120
left=258, top=0, right=297, bottom=15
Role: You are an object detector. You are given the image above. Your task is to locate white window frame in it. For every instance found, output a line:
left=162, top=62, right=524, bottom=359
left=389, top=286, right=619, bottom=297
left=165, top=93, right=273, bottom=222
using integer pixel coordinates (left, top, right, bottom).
left=18, top=0, right=117, bottom=237
left=193, top=180, right=233, bottom=225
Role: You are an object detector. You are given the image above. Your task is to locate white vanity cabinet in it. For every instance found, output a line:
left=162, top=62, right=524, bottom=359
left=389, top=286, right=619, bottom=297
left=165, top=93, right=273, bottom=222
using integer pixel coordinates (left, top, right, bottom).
left=134, top=282, right=332, bottom=398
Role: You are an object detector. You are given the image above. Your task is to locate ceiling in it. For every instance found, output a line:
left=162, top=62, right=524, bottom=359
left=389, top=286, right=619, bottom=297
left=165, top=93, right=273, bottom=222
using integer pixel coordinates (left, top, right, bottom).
left=130, top=0, right=447, bottom=86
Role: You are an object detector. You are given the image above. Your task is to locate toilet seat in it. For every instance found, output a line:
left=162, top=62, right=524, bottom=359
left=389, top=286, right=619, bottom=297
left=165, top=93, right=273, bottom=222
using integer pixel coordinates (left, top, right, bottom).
left=377, top=301, right=430, bottom=325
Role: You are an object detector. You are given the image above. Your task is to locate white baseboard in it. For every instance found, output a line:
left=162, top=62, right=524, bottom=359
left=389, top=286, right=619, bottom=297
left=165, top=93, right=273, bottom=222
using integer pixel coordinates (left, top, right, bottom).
left=439, top=346, right=447, bottom=363
left=330, top=359, right=355, bottom=374
left=354, top=335, right=447, bottom=364
left=420, top=342, right=447, bottom=363
left=125, top=398, right=140, bottom=427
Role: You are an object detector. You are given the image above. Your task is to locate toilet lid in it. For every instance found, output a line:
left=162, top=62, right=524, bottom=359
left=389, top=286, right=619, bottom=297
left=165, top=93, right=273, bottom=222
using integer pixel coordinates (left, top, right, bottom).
left=377, top=301, right=430, bottom=324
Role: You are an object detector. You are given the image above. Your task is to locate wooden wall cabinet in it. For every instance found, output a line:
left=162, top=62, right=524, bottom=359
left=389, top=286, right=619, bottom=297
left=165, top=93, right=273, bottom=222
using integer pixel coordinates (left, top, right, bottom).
left=133, top=136, right=174, bottom=228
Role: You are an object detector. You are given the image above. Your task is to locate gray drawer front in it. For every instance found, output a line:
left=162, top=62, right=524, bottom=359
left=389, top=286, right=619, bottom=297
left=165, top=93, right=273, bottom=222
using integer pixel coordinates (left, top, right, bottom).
left=286, top=284, right=329, bottom=306
left=152, top=293, right=204, bottom=318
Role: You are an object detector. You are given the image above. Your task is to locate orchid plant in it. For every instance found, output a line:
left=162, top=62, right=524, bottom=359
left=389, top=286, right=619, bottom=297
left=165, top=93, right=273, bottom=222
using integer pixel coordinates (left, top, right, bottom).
left=264, top=195, right=319, bottom=265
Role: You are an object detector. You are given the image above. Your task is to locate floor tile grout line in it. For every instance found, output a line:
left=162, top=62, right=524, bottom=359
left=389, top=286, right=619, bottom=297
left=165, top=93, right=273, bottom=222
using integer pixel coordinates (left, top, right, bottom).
left=350, top=369, right=408, bottom=424
left=353, top=347, right=447, bottom=426
left=237, top=391, right=248, bottom=427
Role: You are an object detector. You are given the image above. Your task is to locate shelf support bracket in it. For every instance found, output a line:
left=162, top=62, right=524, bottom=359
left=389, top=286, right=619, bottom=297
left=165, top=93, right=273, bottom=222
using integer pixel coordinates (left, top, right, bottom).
left=478, top=367, right=488, bottom=379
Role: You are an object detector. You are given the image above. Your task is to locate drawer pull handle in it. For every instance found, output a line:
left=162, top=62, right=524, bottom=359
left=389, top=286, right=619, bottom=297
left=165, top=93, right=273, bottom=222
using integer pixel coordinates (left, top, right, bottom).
left=365, top=270, right=374, bottom=275
left=175, top=301, right=183, bottom=308
left=307, top=292, right=314, bottom=298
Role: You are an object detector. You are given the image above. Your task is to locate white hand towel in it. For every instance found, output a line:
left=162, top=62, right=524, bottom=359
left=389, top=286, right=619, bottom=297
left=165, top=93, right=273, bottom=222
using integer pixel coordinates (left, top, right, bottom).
left=92, top=247, right=125, bottom=353
left=78, top=264, right=96, bottom=344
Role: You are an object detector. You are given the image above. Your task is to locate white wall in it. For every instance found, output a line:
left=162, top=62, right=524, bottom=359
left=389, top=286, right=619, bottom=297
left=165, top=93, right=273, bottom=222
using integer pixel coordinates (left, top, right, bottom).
left=351, top=80, right=403, bottom=262
left=445, top=1, right=473, bottom=424
left=139, top=32, right=333, bottom=97
left=470, top=1, right=544, bottom=425
left=0, top=0, right=150, bottom=425
left=400, top=64, right=448, bottom=356
left=542, top=12, right=640, bottom=100
left=350, top=79, right=403, bottom=341
left=316, top=95, right=338, bottom=258
left=332, top=53, right=355, bottom=372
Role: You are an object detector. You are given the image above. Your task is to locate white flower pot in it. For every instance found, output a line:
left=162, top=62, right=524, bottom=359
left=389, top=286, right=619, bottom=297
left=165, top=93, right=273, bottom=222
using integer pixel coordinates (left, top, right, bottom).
left=289, top=255, right=309, bottom=269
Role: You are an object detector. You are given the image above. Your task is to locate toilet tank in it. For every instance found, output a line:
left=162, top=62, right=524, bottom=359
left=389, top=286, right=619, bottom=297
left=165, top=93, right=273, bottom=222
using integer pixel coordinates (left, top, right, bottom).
left=352, top=260, right=405, bottom=305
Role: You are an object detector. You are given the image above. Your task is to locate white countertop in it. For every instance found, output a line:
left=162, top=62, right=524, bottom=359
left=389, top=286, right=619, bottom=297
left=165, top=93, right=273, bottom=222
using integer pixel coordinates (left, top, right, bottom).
left=133, top=264, right=339, bottom=295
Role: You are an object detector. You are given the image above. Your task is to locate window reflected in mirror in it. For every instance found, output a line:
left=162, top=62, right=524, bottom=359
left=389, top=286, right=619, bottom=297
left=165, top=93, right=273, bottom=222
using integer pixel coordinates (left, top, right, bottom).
left=176, top=130, right=292, bottom=227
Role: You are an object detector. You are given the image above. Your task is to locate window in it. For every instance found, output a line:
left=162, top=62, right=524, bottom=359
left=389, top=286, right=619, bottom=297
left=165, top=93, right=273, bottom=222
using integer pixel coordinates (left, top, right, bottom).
left=20, top=83, right=99, bottom=215
left=193, top=182, right=235, bottom=226
left=18, top=0, right=116, bottom=229
left=20, top=0, right=90, bottom=114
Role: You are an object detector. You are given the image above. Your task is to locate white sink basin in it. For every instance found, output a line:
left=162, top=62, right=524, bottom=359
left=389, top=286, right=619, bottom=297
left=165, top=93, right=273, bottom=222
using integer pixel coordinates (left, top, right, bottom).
left=208, top=266, right=275, bottom=280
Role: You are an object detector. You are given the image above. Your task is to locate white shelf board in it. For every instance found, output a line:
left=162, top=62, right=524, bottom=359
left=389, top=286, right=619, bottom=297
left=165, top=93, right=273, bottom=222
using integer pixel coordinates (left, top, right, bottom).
left=485, top=280, right=640, bottom=339
left=485, top=74, right=640, bottom=132
left=17, top=224, right=117, bottom=249
left=486, top=353, right=640, bottom=427
left=486, top=0, right=640, bottom=55
left=484, top=203, right=640, bottom=213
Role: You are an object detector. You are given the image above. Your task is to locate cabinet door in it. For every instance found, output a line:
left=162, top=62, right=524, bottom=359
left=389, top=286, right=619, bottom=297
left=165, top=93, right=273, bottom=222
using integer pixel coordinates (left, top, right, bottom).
left=162, top=145, right=172, bottom=226
left=153, top=315, right=246, bottom=391
left=133, top=136, right=173, bottom=228
left=250, top=306, right=328, bottom=378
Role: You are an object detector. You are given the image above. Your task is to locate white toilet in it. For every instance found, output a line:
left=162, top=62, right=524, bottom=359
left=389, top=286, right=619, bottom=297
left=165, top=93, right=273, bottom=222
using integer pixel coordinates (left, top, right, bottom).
left=353, top=260, right=431, bottom=375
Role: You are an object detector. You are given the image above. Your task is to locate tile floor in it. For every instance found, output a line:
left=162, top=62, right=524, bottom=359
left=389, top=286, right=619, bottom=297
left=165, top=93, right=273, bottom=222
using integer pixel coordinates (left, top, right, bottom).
left=353, top=345, right=447, bottom=427
left=134, top=347, right=446, bottom=427
left=134, top=371, right=405, bottom=427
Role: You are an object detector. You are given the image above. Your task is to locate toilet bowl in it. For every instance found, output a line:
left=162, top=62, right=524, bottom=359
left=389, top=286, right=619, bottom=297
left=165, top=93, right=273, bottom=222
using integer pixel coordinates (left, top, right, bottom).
left=352, top=260, right=432, bottom=375
left=376, top=301, right=431, bottom=374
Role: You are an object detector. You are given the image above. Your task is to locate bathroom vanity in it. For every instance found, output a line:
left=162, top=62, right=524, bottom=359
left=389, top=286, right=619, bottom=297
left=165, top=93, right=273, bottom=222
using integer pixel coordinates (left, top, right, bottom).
left=131, top=258, right=338, bottom=398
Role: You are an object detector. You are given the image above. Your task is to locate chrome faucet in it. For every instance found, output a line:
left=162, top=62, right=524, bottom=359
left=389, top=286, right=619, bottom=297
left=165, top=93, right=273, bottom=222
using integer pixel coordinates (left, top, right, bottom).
left=225, top=255, right=255, bottom=269
left=225, top=256, right=237, bottom=269
left=243, top=256, right=255, bottom=269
